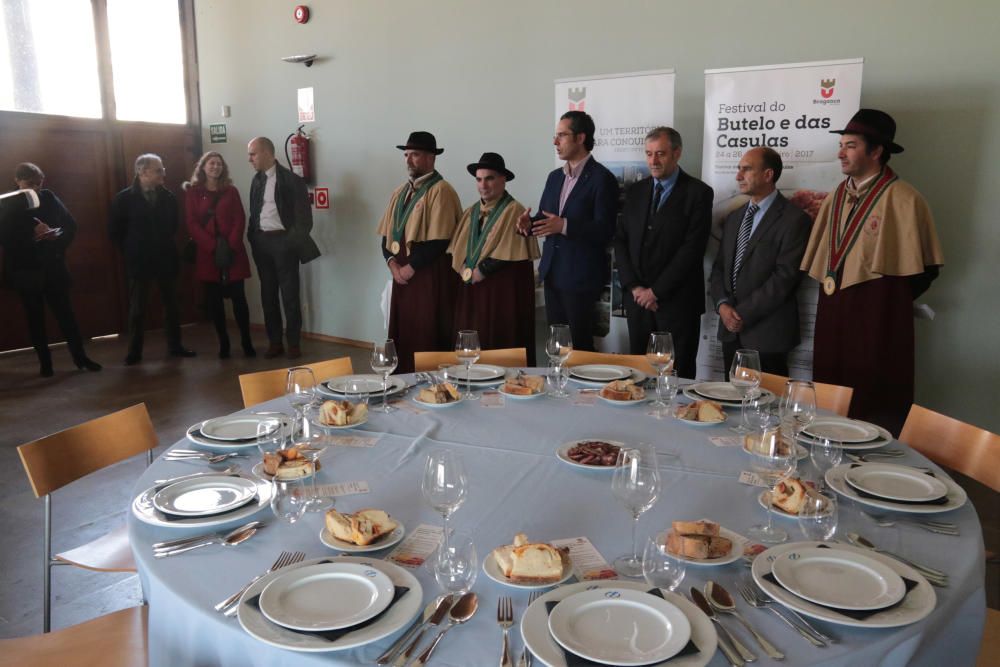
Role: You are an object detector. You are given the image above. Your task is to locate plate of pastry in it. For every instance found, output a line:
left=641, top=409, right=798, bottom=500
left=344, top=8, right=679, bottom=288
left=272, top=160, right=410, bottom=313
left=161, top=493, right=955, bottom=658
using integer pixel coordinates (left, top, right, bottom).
left=674, top=400, right=726, bottom=426
left=557, top=440, right=625, bottom=469
left=484, top=533, right=574, bottom=589
left=597, top=379, right=647, bottom=405
left=663, top=520, right=742, bottom=566
left=253, top=446, right=318, bottom=481
left=756, top=477, right=822, bottom=518
left=412, top=382, right=463, bottom=408
left=315, top=400, right=368, bottom=429
left=499, top=374, right=546, bottom=399
left=319, top=508, right=405, bottom=553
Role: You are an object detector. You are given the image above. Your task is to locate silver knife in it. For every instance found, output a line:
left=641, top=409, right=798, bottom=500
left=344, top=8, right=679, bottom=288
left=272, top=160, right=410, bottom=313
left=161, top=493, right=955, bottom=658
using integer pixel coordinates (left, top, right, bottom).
left=392, top=595, right=454, bottom=666
left=376, top=595, right=451, bottom=665
left=690, top=587, right=749, bottom=665
left=152, top=520, right=261, bottom=551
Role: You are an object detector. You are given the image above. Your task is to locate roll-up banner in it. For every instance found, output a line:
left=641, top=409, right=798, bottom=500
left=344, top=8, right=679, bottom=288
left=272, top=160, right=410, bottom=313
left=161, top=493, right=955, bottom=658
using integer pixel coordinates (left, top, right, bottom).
left=553, top=69, right=676, bottom=352
left=696, top=58, right=863, bottom=380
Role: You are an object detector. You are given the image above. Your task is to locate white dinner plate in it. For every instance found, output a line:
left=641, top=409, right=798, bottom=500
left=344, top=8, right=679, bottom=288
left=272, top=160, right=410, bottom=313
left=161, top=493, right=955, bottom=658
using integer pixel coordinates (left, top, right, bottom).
left=556, top=440, right=626, bottom=471
left=319, top=375, right=407, bottom=398
left=238, top=556, right=422, bottom=652
left=251, top=461, right=315, bottom=481
left=674, top=410, right=726, bottom=427
left=825, top=464, right=966, bottom=514
left=521, top=580, right=716, bottom=667
left=445, top=364, right=505, bottom=381
left=498, top=382, right=546, bottom=400
left=688, top=382, right=752, bottom=402
left=548, top=588, right=692, bottom=666
left=802, top=417, right=881, bottom=443
left=259, top=562, right=395, bottom=631
left=151, top=475, right=258, bottom=517
left=597, top=393, right=648, bottom=407
left=670, top=526, right=744, bottom=567
left=569, top=364, right=634, bottom=382
left=570, top=368, right=648, bottom=388
left=797, top=424, right=892, bottom=451
left=771, top=547, right=906, bottom=610
left=311, top=415, right=369, bottom=431
left=319, top=521, right=405, bottom=553
left=201, top=415, right=281, bottom=441
left=844, top=463, right=950, bottom=503
left=132, top=476, right=272, bottom=528
left=752, top=541, right=936, bottom=628
left=185, top=417, right=291, bottom=450
left=412, top=396, right=462, bottom=409
left=682, top=386, right=775, bottom=408
left=483, top=550, right=574, bottom=590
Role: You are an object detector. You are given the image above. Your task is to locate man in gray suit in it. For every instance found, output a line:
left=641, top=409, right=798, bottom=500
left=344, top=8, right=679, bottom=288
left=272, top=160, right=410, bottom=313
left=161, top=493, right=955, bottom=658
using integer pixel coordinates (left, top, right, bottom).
left=709, top=147, right=812, bottom=377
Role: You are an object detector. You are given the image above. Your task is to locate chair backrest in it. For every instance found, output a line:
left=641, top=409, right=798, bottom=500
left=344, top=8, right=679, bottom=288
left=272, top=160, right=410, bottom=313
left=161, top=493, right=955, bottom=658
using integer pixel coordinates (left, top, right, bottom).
left=17, top=404, right=158, bottom=498
left=759, top=372, right=854, bottom=417
left=565, top=351, right=657, bottom=376
left=239, top=357, right=354, bottom=408
left=899, top=404, right=1000, bottom=492
left=413, top=348, right=527, bottom=372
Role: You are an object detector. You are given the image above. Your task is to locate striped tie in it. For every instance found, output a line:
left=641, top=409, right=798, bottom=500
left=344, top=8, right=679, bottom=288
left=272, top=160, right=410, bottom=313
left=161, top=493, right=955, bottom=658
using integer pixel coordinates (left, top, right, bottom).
left=731, top=202, right=759, bottom=290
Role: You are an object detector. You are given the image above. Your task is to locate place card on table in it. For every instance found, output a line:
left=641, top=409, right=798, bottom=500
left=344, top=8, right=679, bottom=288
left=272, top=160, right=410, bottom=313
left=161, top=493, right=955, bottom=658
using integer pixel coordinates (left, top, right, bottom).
left=313, top=480, right=369, bottom=497
left=480, top=391, right=505, bottom=408
left=549, top=537, right=617, bottom=581
left=325, top=434, right=379, bottom=448
left=572, top=392, right=598, bottom=406
left=738, top=470, right=770, bottom=487
left=709, top=435, right=743, bottom=448
left=386, top=523, right=444, bottom=569
left=389, top=399, right=428, bottom=415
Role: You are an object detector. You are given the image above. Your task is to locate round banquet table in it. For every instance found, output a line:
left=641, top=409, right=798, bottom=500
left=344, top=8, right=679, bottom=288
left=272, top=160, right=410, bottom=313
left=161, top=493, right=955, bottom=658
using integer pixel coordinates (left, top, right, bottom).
left=128, top=373, right=987, bottom=666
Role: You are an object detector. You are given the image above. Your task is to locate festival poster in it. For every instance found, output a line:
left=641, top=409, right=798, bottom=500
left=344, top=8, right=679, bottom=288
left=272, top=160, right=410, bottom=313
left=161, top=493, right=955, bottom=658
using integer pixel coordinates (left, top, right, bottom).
left=553, top=70, right=675, bottom=351
left=696, top=59, right=863, bottom=380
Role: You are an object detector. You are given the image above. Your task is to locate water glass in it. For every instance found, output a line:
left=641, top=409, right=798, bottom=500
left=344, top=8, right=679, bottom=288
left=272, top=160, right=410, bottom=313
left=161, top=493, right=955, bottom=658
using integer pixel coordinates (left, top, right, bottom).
left=646, top=332, right=674, bottom=410
left=255, top=417, right=285, bottom=458
left=798, top=492, right=838, bottom=541
left=546, top=360, right=569, bottom=397
left=455, top=330, right=482, bottom=400
left=656, top=369, right=679, bottom=418
left=810, top=437, right=843, bottom=490
left=370, top=339, right=398, bottom=413
left=270, top=477, right=306, bottom=524
left=642, top=533, right=686, bottom=592
left=545, top=324, right=573, bottom=398
left=612, top=443, right=661, bottom=577
left=432, top=531, right=478, bottom=593
left=286, top=366, right=317, bottom=437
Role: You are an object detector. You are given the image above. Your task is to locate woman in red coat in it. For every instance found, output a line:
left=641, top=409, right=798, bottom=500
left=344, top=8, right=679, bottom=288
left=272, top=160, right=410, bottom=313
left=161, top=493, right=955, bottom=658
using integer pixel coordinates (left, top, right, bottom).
left=184, top=152, right=255, bottom=358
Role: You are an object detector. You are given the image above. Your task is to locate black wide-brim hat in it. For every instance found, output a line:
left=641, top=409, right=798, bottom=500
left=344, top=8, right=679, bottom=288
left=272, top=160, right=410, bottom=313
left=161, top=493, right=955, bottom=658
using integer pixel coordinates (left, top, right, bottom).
left=830, top=108, right=904, bottom=154
left=466, top=152, right=515, bottom=181
left=396, top=131, right=444, bottom=155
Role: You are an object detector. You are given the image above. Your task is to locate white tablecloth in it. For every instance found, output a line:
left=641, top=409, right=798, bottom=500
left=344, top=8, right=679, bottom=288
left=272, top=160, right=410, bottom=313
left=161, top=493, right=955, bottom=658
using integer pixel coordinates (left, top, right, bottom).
left=129, top=375, right=987, bottom=666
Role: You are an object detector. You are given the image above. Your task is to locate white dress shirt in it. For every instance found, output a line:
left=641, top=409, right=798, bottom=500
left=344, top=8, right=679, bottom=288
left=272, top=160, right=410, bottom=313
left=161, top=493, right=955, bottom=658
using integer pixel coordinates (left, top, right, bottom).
left=258, top=165, right=284, bottom=231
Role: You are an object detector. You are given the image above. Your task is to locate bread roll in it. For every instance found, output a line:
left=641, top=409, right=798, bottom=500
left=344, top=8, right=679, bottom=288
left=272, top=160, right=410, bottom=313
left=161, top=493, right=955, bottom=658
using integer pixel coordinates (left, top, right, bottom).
left=324, top=508, right=398, bottom=545
left=671, top=520, right=720, bottom=537
left=666, top=530, right=733, bottom=559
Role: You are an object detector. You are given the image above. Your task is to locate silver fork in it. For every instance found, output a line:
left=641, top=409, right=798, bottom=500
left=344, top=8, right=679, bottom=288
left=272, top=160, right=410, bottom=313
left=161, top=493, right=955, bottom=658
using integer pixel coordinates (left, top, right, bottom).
left=738, top=582, right=826, bottom=647
left=742, top=580, right=837, bottom=644
left=518, top=591, right=541, bottom=667
left=218, top=550, right=306, bottom=615
left=498, top=596, right=514, bottom=667
left=859, top=511, right=959, bottom=534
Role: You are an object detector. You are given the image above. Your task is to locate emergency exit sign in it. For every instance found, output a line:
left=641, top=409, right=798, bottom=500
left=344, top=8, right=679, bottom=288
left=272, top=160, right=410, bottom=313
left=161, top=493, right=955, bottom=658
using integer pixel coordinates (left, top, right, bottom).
left=209, top=124, right=227, bottom=144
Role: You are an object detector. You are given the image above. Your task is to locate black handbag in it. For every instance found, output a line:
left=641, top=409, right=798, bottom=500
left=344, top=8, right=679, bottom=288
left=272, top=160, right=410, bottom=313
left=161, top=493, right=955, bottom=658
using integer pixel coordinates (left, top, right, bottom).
left=204, top=191, right=233, bottom=281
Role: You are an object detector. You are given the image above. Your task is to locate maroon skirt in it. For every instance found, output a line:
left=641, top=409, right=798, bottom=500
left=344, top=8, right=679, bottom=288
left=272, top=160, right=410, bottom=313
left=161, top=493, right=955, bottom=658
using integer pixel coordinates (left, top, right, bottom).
left=454, top=260, right=536, bottom=366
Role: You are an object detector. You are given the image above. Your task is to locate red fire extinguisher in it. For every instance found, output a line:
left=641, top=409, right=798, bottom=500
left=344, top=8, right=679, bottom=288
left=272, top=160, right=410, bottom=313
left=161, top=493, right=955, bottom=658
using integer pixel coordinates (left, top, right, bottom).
left=285, top=125, right=311, bottom=183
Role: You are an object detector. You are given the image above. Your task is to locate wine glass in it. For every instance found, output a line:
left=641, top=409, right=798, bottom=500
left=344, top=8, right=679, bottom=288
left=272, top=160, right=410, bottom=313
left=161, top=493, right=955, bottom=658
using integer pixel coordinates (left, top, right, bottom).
left=545, top=324, right=573, bottom=398
left=798, top=492, right=838, bottom=541
left=546, top=359, right=569, bottom=396
left=782, top=380, right=817, bottom=444
left=422, top=450, right=468, bottom=546
left=656, top=369, right=680, bottom=419
left=432, top=530, right=478, bottom=593
left=729, top=349, right=761, bottom=434
left=455, top=330, right=482, bottom=400
left=646, top=332, right=674, bottom=410
left=612, top=443, right=661, bottom=577
left=286, top=367, right=317, bottom=438
left=255, top=417, right=284, bottom=458
left=747, top=421, right=798, bottom=543
left=642, top=533, right=686, bottom=592
left=270, top=477, right=306, bottom=524
left=370, top=339, right=398, bottom=413
left=810, top=437, right=843, bottom=491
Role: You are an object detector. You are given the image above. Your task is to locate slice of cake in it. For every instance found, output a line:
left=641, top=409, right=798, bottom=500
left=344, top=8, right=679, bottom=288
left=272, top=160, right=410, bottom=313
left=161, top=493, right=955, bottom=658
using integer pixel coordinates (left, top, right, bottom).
left=666, top=531, right=733, bottom=559
left=696, top=400, right=725, bottom=422
left=600, top=379, right=644, bottom=401
left=418, top=382, right=461, bottom=404
left=503, top=375, right=545, bottom=395
left=262, top=447, right=317, bottom=479
left=493, top=533, right=567, bottom=583
left=324, top=508, right=398, bottom=545
left=320, top=399, right=369, bottom=426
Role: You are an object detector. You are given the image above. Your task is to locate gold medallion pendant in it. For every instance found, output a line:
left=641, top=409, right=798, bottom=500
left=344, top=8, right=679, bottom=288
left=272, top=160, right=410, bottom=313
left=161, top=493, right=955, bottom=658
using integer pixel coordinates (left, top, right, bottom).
left=461, top=267, right=473, bottom=282
left=822, top=275, right=837, bottom=296
left=390, top=241, right=400, bottom=254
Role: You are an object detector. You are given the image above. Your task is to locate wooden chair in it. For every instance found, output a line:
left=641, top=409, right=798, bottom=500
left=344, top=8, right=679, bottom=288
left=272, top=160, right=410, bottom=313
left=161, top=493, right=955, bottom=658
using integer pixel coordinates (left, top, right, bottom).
left=977, top=608, right=1000, bottom=667
left=413, top=348, right=527, bottom=371
left=759, top=372, right=854, bottom=417
left=17, top=404, right=157, bottom=633
left=239, top=356, right=354, bottom=408
left=899, top=404, right=1000, bottom=492
left=564, top=351, right=657, bottom=376
left=0, top=605, right=147, bottom=667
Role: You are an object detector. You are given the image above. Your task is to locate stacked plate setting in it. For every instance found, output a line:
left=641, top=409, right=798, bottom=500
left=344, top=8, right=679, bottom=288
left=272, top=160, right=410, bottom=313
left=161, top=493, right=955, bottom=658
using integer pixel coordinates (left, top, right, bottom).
left=317, top=374, right=409, bottom=401
left=186, top=414, right=288, bottom=450
left=683, top=382, right=775, bottom=408
left=751, top=541, right=936, bottom=628
left=568, top=364, right=647, bottom=387
left=825, top=462, right=967, bottom=514
left=797, top=416, right=891, bottom=451
left=520, top=580, right=717, bottom=667
left=238, top=556, right=423, bottom=652
left=444, top=364, right=506, bottom=385
left=132, top=473, right=271, bottom=528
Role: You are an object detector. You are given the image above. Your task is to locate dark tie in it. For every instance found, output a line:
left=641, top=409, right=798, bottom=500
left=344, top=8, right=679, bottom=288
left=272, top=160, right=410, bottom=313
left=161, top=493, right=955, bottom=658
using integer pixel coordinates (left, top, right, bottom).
left=249, top=171, right=266, bottom=228
left=731, top=202, right=759, bottom=290
left=650, top=181, right=664, bottom=217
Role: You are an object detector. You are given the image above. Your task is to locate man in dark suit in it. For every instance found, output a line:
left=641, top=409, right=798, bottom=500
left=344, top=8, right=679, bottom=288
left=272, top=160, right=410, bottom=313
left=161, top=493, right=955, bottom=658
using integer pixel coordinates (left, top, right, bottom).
left=247, top=136, right=321, bottom=359
left=614, top=127, right=713, bottom=379
left=709, top=146, right=812, bottom=376
left=110, top=153, right=195, bottom=365
left=516, top=110, right=619, bottom=351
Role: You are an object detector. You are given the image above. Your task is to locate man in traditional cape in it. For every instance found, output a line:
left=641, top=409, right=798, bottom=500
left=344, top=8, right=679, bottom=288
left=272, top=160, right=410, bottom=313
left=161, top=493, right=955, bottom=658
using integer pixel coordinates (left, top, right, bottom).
left=801, top=109, right=944, bottom=434
left=376, top=132, right=462, bottom=373
left=448, top=153, right=540, bottom=365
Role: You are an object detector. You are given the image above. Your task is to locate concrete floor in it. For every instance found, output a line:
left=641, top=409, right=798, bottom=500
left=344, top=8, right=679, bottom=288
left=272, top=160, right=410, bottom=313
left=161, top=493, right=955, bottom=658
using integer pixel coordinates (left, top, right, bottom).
left=0, top=322, right=995, bottom=639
